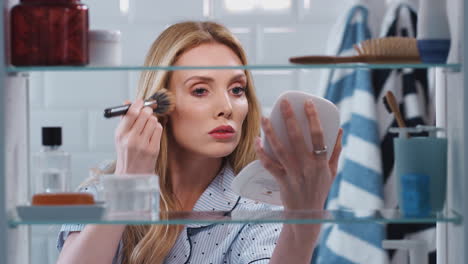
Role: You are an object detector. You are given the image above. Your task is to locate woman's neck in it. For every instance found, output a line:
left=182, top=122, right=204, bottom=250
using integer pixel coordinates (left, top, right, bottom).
left=168, top=146, right=224, bottom=211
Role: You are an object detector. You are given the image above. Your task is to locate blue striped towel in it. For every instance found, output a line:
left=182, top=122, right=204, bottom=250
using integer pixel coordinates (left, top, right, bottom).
left=313, top=5, right=388, bottom=264
left=376, top=3, right=436, bottom=263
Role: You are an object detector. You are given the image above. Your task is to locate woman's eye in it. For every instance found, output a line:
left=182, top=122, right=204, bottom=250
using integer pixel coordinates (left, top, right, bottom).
left=192, top=87, right=208, bottom=96
left=231, top=86, right=246, bottom=96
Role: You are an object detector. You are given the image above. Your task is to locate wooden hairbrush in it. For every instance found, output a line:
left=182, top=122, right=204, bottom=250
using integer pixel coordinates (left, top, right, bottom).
left=290, top=37, right=420, bottom=64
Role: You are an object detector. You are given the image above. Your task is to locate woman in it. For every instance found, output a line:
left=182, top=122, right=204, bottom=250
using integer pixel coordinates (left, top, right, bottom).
left=57, top=21, right=343, bottom=264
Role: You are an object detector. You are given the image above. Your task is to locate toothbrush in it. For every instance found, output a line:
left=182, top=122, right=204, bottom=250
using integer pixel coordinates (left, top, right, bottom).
left=383, top=91, right=410, bottom=138
left=383, top=91, right=407, bottom=128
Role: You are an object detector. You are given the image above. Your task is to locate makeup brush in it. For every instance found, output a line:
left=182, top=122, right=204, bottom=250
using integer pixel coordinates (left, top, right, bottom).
left=383, top=90, right=407, bottom=129
left=104, top=88, right=175, bottom=118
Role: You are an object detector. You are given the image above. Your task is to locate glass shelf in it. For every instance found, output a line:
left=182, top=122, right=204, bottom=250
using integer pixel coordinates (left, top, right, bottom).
left=8, top=208, right=462, bottom=227
left=6, top=63, right=462, bottom=72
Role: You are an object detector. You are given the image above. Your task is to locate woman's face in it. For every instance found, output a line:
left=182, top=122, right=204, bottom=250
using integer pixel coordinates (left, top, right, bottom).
left=168, top=42, right=249, bottom=158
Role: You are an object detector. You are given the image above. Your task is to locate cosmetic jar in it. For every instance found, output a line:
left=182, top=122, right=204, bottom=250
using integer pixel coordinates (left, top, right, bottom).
left=89, top=30, right=122, bottom=66
left=100, top=174, right=159, bottom=219
left=10, top=0, right=89, bottom=66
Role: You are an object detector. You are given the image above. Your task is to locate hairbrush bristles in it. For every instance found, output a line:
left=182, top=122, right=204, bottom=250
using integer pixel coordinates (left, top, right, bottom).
left=150, top=88, right=175, bottom=115
left=354, top=37, right=420, bottom=62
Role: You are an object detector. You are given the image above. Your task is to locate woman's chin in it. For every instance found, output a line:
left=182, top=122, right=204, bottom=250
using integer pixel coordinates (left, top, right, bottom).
left=203, top=144, right=237, bottom=158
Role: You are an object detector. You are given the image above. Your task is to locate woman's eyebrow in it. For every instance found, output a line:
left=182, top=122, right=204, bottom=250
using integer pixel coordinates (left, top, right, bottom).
left=184, top=76, right=214, bottom=85
left=183, top=73, right=247, bottom=85
left=231, top=73, right=247, bottom=83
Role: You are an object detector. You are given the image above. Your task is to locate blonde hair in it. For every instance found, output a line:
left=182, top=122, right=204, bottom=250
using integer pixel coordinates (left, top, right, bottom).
left=111, top=21, right=262, bottom=263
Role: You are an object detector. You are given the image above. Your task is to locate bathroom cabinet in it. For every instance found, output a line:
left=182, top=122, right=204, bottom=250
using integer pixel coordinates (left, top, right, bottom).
left=0, top=0, right=466, bottom=263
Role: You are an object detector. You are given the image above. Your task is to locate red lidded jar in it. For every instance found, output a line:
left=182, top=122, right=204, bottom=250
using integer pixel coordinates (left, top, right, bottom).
left=11, top=0, right=89, bottom=66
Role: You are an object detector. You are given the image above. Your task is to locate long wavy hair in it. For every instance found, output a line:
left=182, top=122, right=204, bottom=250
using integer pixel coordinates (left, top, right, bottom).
left=118, top=21, right=262, bottom=263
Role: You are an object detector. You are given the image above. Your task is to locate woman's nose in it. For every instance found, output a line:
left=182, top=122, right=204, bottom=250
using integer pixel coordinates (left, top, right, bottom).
left=216, top=92, right=233, bottom=119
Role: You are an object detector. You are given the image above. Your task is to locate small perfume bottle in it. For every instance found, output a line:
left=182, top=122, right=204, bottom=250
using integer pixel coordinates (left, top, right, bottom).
left=33, top=127, right=71, bottom=194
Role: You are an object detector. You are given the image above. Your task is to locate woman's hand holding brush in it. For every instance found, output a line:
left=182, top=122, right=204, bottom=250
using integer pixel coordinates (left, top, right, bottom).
left=106, top=89, right=174, bottom=174
left=114, top=99, right=163, bottom=175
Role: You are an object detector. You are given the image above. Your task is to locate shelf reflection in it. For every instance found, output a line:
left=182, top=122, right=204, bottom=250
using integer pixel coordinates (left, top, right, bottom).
left=6, top=63, right=462, bottom=72
left=9, top=208, right=462, bottom=227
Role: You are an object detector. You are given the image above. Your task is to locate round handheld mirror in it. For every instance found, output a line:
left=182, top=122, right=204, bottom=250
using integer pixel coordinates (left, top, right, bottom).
left=231, top=91, right=340, bottom=205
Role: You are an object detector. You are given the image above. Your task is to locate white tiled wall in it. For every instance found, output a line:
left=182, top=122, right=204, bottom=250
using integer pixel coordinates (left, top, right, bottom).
left=28, top=1, right=351, bottom=261
left=44, top=72, right=129, bottom=109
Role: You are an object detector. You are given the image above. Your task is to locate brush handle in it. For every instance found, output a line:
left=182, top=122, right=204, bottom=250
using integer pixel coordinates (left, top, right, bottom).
left=385, top=91, right=407, bottom=128
left=289, top=56, right=362, bottom=64
left=104, top=100, right=158, bottom=118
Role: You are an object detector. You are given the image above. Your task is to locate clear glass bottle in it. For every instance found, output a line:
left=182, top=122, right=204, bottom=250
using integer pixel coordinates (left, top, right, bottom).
left=33, top=127, right=71, bottom=194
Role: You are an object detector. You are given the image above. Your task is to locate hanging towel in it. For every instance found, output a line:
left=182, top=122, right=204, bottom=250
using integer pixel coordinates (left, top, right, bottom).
left=372, top=2, right=436, bottom=264
left=313, top=5, right=388, bottom=264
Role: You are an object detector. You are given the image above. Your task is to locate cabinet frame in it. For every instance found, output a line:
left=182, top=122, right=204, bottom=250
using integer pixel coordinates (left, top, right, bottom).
left=1, top=0, right=467, bottom=263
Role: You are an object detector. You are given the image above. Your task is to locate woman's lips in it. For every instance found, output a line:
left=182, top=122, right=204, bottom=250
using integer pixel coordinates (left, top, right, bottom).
left=209, top=132, right=235, bottom=140
left=209, top=125, right=235, bottom=140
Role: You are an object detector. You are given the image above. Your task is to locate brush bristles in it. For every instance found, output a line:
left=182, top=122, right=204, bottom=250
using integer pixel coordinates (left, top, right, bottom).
left=354, top=37, right=420, bottom=61
left=150, top=88, right=175, bottom=115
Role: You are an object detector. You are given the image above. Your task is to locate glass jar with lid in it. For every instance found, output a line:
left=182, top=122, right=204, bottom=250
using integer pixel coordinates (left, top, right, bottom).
left=10, top=0, right=89, bottom=66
